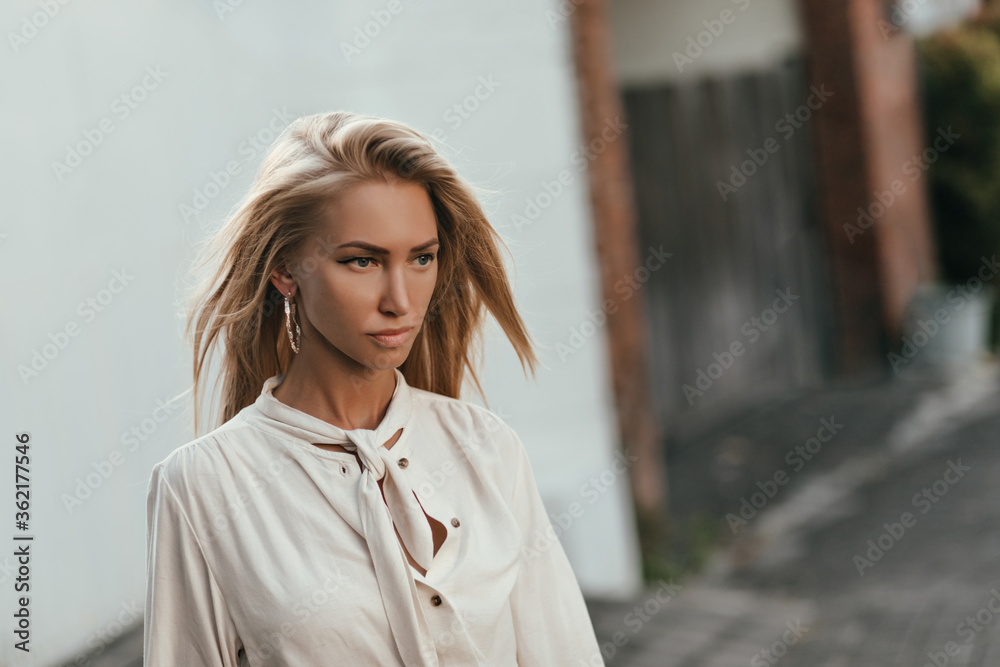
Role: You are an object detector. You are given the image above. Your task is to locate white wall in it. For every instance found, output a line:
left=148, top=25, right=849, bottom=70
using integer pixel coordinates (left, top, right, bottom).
left=609, top=0, right=804, bottom=85
left=0, top=0, right=642, bottom=664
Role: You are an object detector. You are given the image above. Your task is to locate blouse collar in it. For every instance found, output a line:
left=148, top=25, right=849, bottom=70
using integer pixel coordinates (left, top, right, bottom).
left=251, top=366, right=412, bottom=454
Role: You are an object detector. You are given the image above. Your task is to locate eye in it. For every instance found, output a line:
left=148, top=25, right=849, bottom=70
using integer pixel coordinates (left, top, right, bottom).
left=338, top=257, right=377, bottom=268
left=415, top=253, right=436, bottom=266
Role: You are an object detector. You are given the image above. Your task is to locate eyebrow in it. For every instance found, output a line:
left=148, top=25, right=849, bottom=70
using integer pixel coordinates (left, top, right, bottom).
left=336, top=238, right=439, bottom=254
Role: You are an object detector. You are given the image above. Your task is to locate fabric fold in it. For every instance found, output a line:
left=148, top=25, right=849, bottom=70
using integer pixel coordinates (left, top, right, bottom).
left=252, top=367, right=439, bottom=667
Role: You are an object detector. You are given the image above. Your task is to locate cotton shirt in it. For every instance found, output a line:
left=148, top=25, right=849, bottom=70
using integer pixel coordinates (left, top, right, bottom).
left=144, top=367, right=605, bottom=666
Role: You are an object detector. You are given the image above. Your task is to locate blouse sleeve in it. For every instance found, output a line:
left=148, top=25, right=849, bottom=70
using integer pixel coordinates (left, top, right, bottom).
left=144, top=462, right=245, bottom=666
left=504, top=427, right=606, bottom=666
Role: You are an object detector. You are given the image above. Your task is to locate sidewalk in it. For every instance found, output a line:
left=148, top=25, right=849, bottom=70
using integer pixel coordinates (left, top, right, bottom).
left=586, top=360, right=1000, bottom=666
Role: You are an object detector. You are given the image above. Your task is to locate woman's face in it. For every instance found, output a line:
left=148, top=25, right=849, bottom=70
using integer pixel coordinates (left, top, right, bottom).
left=277, top=178, right=439, bottom=374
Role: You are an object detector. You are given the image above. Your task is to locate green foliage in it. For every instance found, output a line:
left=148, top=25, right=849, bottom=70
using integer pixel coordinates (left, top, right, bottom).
left=917, top=20, right=1000, bottom=284
left=641, top=513, right=720, bottom=585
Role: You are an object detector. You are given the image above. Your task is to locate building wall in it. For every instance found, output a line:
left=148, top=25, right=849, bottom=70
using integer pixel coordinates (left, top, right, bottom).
left=610, top=0, right=804, bottom=84
left=0, top=1, right=641, bottom=664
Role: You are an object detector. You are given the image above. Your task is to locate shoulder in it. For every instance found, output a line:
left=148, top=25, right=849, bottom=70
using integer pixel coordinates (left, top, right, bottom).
left=407, top=386, right=530, bottom=497
left=147, top=416, right=261, bottom=500
left=409, top=385, right=524, bottom=454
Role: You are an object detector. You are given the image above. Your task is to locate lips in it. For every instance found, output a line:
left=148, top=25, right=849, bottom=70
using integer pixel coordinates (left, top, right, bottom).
left=368, top=327, right=413, bottom=348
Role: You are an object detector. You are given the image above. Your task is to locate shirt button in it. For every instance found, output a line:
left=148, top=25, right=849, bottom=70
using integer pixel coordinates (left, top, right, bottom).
left=397, top=457, right=409, bottom=469
left=430, top=594, right=442, bottom=606
left=450, top=517, right=460, bottom=527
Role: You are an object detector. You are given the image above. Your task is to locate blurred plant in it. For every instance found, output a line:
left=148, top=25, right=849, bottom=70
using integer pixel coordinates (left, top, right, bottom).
left=641, top=513, right=720, bottom=585
left=916, top=19, right=1000, bottom=285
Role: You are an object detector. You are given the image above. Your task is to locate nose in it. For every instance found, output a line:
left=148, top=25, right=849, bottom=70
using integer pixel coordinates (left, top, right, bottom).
left=379, top=264, right=410, bottom=316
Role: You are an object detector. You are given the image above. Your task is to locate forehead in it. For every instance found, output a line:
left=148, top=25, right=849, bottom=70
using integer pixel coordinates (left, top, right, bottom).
left=321, top=180, right=437, bottom=245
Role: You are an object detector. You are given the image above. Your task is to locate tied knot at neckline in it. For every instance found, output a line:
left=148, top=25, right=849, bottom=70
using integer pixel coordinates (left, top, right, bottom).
left=250, top=367, right=435, bottom=570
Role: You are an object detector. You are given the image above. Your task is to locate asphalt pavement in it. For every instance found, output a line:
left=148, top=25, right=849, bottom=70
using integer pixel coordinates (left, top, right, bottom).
left=587, top=359, right=1000, bottom=666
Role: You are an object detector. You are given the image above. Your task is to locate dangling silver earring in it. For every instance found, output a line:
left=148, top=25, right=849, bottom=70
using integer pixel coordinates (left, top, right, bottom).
left=284, top=291, right=301, bottom=354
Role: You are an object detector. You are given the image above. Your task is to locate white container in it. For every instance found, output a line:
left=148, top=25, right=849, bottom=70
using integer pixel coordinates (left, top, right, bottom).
left=898, top=282, right=995, bottom=371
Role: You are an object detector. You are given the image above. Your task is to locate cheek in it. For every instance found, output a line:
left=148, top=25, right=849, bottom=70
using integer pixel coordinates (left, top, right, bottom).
left=328, top=275, right=378, bottom=305
left=418, top=271, right=439, bottom=309
left=306, top=279, right=372, bottom=326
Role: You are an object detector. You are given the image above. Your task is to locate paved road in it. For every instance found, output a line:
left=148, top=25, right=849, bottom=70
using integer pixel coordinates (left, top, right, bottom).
left=587, top=362, right=1000, bottom=666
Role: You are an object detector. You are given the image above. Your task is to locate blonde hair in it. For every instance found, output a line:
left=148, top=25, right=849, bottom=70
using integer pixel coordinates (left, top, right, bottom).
left=182, top=111, right=540, bottom=436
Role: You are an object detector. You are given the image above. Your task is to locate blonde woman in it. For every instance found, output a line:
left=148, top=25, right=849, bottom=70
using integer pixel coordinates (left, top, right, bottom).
left=144, top=111, right=605, bottom=666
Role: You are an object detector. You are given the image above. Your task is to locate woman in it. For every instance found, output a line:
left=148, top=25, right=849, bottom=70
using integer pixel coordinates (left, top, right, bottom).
left=144, top=110, right=606, bottom=666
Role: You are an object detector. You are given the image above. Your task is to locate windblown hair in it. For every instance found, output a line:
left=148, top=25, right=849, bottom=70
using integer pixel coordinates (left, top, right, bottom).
left=181, top=110, right=540, bottom=436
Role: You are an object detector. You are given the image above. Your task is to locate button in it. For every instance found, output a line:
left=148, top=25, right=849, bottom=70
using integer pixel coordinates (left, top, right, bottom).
left=397, top=457, right=409, bottom=468
left=450, top=517, right=460, bottom=527
left=340, top=465, right=347, bottom=474
left=430, top=595, right=442, bottom=606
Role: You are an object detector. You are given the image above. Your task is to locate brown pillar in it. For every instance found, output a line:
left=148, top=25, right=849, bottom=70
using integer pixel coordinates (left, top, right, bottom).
left=796, top=0, right=938, bottom=377
left=568, top=0, right=668, bottom=566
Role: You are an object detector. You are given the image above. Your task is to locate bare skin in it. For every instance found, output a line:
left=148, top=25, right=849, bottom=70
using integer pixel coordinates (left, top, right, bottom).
left=268, top=178, right=446, bottom=576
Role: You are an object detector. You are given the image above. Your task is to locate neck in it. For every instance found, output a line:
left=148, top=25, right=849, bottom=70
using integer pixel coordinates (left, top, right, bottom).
left=273, top=348, right=397, bottom=432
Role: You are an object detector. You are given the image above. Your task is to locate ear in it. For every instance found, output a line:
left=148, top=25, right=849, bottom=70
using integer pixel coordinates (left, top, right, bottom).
left=269, top=265, right=296, bottom=298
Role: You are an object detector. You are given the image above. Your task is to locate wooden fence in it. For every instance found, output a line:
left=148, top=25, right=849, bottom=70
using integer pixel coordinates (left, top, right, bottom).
left=622, top=55, right=835, bottom=443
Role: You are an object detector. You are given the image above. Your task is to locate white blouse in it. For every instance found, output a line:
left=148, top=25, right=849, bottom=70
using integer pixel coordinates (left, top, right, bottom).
left=144, top=367, right=605, bottom=666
